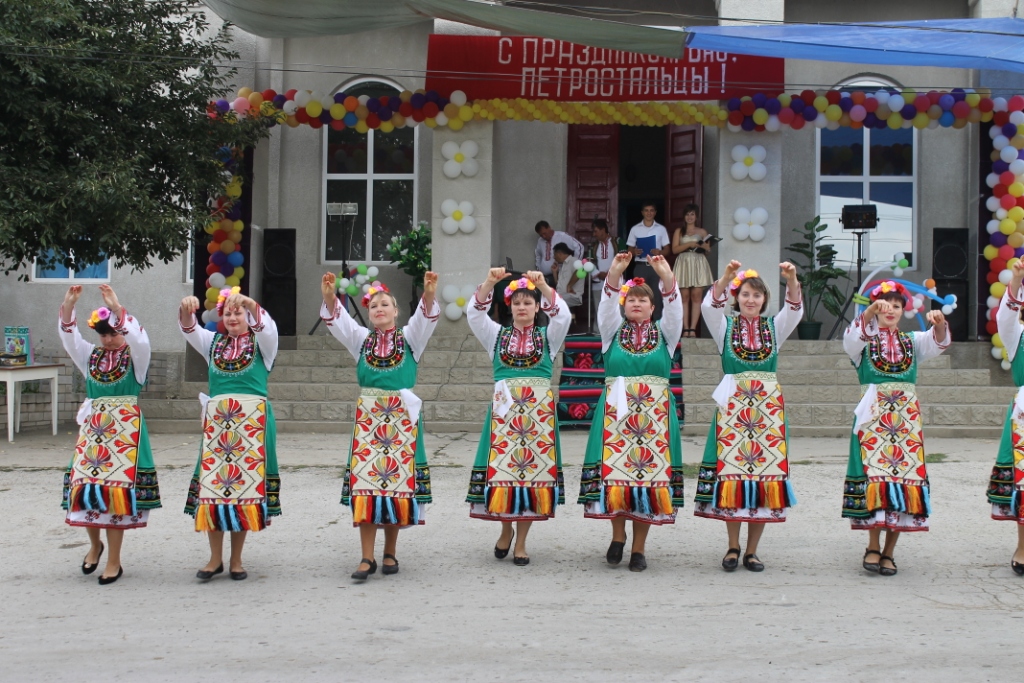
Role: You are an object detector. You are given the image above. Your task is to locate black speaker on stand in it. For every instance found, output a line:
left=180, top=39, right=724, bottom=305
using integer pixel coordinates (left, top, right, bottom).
left=262, top=229, right=296, bottom=336
left=932, top=228, right=969, bottom=342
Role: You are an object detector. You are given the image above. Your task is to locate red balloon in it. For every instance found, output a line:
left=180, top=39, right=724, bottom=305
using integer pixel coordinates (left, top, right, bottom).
left=777, top=107, right=794, bottom=124
left=205, top=264, right=219, bottom=275
left=825, top=90, right=841, bottom=105
left=979, top=97, right=995, bottom=112
left=987, top=271, right=1000, bottom=285
left=728, top=110, right=744, bottom=126
left=754, top=124, right=765, bottom=132
left=411, top=109, right=426, bottom=122
left=235, top=242, right=242, bottom=252
left=1010, top=95, right=1024, bottom=112
left=261, top=89, right=277, bottom=101
left=423, top=102, right=439, bottom=117
left=927, top=90, right=941, bottom=105
left=366, top=113, right=381, bottom=129
left=952, top=101, right=971, bottom=118
left=994, top=111, right=1010, bottom=126
left=1001, top=171, right=1017, bottom=186
left=399, top=102, right=414, bottom=117
left=995, top=184, right=1008, bottom=198
left=863, top=97, right=879, bottom=113
left=790, top=116, right=806, bottom=130
left=999, top=245, right=1015, bottom=260
left=1001, top=193, right=1017, bottom=210
left=990, top=306, right=1000, bottom=322
left=329, top=120, right=345, bottom=131
left=1017, top=195, right=1024, bottom=208
left=285, top=89, right=297, bottom=100
left=740, top=99, right=756, bottom=116
left=309, top=118, right=323, bottom=129
left=800, top=89, right=816, bottom=105
left=992, top=258, right=1008, bottom=273
left=913, top=95, right=930, bottom=112
left=295, top=108, right=310, bottom=124
left=212, top=229, right=227, bottom=242
left=986, top=320, right=999, bottom=335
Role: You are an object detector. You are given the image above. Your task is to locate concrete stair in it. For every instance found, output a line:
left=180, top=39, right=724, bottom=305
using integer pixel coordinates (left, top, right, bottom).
left=140, top=334, right=1014, bottom=436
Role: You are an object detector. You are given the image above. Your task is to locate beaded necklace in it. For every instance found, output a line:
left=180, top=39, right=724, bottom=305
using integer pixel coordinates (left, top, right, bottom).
left=868, top=328, right=914, bottom=375
left=497, top=325, right=544, bottom=368
left=618, top=319, right=660, bottom=355
left=363, top=327, right=406, bottom=370
left=729, top=316, right=774, bottom=363
left=212, top=332, right=257, bottom=373
left=88, top=346, right=131, bottom=384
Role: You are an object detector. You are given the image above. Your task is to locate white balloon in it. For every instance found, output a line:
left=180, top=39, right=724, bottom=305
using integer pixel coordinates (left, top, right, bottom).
left=997, top=208, right=1009, bottom=220
left=986, top=196, right=1002, bottom=212
left=990, top=125, right=1002, bottom=140
left=460, top=284, right=477, bottom=300
left=201, top=310, right=214, bottom=324
left=888, top=94, right=905, bottom=112
left=449, top=90, right=468, bottom=107
left=731, top=145, right=748, bottom=163
left=209, top=272, right=226, bottom=288
left=357, top=95, right=370, bottom=105
left=435, top=112, right=449, bottom=126
left=748, top=162, right=767, bottom=181
left=733, top=207, right=751, bottom=224
left=366, top=266, right=379, bottom=278
left=1009, top=159, right=1024, bottom=176
left=458, top=201, right=475, bottom=216
left=310, top=91, right=327, bottom=106
left=444, top=302, right=463, bottom=321
left=749, top=145, right=767, bottom=163
left=904, top=310, right=916, bottom=319
left=460, top=158, right=479, bottom=177
left=282, top=100, right=298, bottom=115
left=1001, top=145, right=1019, bottom=163
left=893, top=267, right=904, bottom=277
left=443, top=160, right=461, bottom=179
left=988, top=296, right=1001, bottom=309
left=1002, top=360, right=1012, bottom=371
left=583, top=261, right=596, bottom=273
left=993, top=345, right=1006, bottom=359
left=814, top=116, right=828, bottom=129
left=730, top=162, right=748, bottom=181
left=764, top=115, right=781, bottom=132
left=749, top=224, right=766, bottom=242
left=727, top=123, right=742, bottom=133
left=460, top=140, right=479, bottom=158
left=987, top=220, right=1000, bottom=234
left=826, top=119, right=841, bottom=131
left=874, top=90, right=890, bottom=104
left=994, top=97, right=1008, bottom=112
left=573, top=260, right=583, bottom=270
left=458, top=216, right=477, bottom=233
left=441, top=284, right=460, bottom=302
left=294, top=90, right=311, bottom=107
left=440, top=199, right=459, bottom=216
left=927, top=119, right=939, bottom=130
left=441, top=141, right=461, bottom=160
left=339, top=278, right=350, bottom=289
left=732, top=223, right=750, bottom=241
left=986, top=173, right=1000, bottom=188
left=362, top=283, right=371, bottom=293
left=355, top=274, right=367, bottom=284
left=942, top=304, right=953, bottom=315
left=750, top=207, right=769, bottom=225
left=1000, top=269, right=1013, bottom=285
left=441, top=217, right=459, bottom=235
left=993, top=135, right=1010, bottom=151
left=1011, top=110, right=1024, bottom=125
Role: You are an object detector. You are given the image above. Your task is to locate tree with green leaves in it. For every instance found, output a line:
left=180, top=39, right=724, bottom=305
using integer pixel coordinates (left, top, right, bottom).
left=0, top=0, right=269, bottom=277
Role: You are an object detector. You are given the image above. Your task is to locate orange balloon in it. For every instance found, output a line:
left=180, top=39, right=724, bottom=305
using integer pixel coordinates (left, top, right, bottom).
left=924, top=278, right=936, bottom=289
left=207, top=242, right=220, bottom=254
left=443, top=103, right=459, bottom=119
left=220, top=240, right=236, bottom=254
left=228, top=231, right=242, bottom=243
left=344, top=96, right=359, bottom=112
left=355, top=105, right=369, bottom=119
left=219, top=218, right=233, bottom=231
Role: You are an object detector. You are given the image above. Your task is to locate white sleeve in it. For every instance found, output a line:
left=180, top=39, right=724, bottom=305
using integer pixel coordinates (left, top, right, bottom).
left=659, top=280, right=683, bottom=352
left=913, top=324, right=951, bottom=363
left=542, top=290, right=571, bottom=360
left=535, top=239, right=544, bottom=270
left=248, top=307, right=279, bottom=370
left=573, top=236, right=584, bottom=260
left=57, top=309, right=95, bottom=376
left=772, top=286, right=804, bottom=351
left=658, top=225, right=671, bottom=249
left=999, top=288, right=1024, bottom=362
left=626, top=226, right=637, bottom=247
left=598, top=280, right=624, bottom=352
left=467, top=286, right=501, bottom=359
left=403, top=297, right=440, bottom=363
left=843, top=313, right=876, bottom=368
left=701, top=288, right=729, bottom=353
left=320, top=300, right=370, bottom=361
left=109, top=308, right=151, bottom=384
left=180, top=315, right=215, bottom=365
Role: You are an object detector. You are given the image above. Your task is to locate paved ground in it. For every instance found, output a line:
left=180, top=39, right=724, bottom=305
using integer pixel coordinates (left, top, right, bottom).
left=1, top=425, right=1022, bottom=681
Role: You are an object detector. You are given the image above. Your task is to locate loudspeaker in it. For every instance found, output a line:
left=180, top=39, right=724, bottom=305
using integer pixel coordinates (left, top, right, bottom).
left=932, top=228, right=969, bottom=280
left=262, top=229, right=296, bottom=336
left=933, top=278, right=968, bottom=342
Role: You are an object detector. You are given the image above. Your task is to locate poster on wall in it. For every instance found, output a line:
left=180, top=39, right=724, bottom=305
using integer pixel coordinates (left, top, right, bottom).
left=4, top=326, right=32, bottom=365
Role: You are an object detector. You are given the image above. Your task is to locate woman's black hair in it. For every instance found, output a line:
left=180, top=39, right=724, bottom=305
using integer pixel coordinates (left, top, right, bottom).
left=503, top=288, right=546, bottom=327
left=91, top=319, right=115, bottom=335
left=683, top=202, right=700, bottom=217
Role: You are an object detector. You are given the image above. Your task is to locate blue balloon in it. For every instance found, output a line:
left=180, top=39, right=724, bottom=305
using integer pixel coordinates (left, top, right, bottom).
left=204, top=321, right=218, bottom=331
left=227, top=251, right=244, bottom=267
left=938, top=111, right=955, bottom=127
left=343, top=112, right=358, bottom=126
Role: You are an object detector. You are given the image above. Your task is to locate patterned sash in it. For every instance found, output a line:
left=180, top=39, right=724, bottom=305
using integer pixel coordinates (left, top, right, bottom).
left=715, top=371, right=788, bottom=481
left=70, top=397, right=141, bottom=504
left=858, top=382, right=926, bottom=484
left=349, top=389, right=418, bottom=499
left=486, top=378, right=558, bottom=488
left=601, top=375, right=672, bottom=488
left=197, top=395, right=267, bottom=507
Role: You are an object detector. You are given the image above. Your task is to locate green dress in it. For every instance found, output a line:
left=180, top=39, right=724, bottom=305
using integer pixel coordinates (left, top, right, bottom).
left=694, top=316, right=797, bottom=522
left=987, top=298, right=1024, bottom=523
left=61, top=338, right=160, bottom=528
left=184, top=331, right=281, bottom=531
left=578, top=320, right=684, bottom=524
left=466, top=325, right=565, bottom=520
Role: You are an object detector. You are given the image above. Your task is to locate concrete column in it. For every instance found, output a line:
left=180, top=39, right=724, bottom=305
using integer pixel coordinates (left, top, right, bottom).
left=717, top=0, right=784, bottom=25
left=970, top=0, right=1018, bottom=18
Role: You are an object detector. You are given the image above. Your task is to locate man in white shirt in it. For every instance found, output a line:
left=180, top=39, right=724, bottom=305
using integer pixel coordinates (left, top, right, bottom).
left=625, top=203, right=670, bottom=319
left=551, top=242, right=584, bottom=307
left=534, top=220, right=583, bottom=278
left=590, top=218, right=616, bottom=319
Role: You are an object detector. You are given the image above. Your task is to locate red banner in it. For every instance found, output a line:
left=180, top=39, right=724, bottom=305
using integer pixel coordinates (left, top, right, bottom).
left=426, top=35, right=783, bottom=102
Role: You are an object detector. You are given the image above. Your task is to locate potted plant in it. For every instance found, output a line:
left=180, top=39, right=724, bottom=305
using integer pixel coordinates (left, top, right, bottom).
left=386, top=220, right=432, bottom=316
left=785, top=216, right=848, bottom=340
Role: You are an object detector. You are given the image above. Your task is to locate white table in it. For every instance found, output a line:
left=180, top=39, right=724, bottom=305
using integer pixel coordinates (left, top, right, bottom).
left=0, top=364, right=61, bottom=442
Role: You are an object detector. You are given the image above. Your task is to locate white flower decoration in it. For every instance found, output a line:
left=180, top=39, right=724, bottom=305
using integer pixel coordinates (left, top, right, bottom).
left=440, top=199, right=476, bottom=235
left=441, top=140, right=480, bottom=179
left=730, top=145, right=767, bottom=182
left=732, top=207, right=768, bottom=242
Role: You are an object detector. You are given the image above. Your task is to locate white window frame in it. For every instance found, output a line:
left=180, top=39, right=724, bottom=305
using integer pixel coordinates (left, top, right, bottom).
left=184, top=236, right=194, bottom=284
left=321, top=76, right=419, bottom=266
left=814, top=78, right=918, bottom=271
left=31, top=250, right=111, bottom=283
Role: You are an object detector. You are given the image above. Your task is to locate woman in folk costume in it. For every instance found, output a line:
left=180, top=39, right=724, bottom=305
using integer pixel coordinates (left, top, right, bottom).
left=988, top=260, right=1024, bottom=576
left=319, top=271, right=439, bottom=581
left=59, top=285, right=159, bottom=585
left=466, top=269, right=570, bottom=566
left=694, top=261, right=802, bottom=572
left=578, top=252, right=683, bottom=572
left=842, top=280, right=948, bottom=577
left=179, top=287, right=280, bottom=581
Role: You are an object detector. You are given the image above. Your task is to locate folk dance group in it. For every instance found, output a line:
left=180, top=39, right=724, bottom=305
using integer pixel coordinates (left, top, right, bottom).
left=58, top=253, right=1024, bottom=585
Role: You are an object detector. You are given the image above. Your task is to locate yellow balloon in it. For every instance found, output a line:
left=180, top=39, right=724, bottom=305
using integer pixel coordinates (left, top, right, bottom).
left=220, top=240, right=236, bottom=254
left=1009, top=182, right=1024, bottom=198
left=455, top=297, right=467, bottom=308
left=225, top=276, right=240, bottom=287
left=753, top=108, right=770, bottom=125
left=887, top=112, right=903, bottom=129
left=458, top=105, right=474, bottom=122
left=226, top=184, right=242, bottom=199
left=912, top=112, right=929, bottom=129
left=330, top=103, right=346, bottom=120
left=423, top=118, right=437, bottom=128
left=206, top=287, right=220, bottom=302
left=813, top=96, right=828, bottom=112
left=985, top=244, right=1000, bottom=260
left=991, top=282, right=1008, bottom=298
left=233, top=267, right=245, bottom=279
left=305, top=101, right=323, bottom=118
left=379, top=121, right=395, bottom=133
left=233, top=220, right=244, bottom=232
left=447, top=118, right=465, bottom=131
left=204, top=300, right=216, bottom=311
left=1008, top=207, right=1024, bottom=223
left=237, top=87, right=253, bottom=99
left=966, top=93, right=981, bottom=107
left=355, top=120, right=370, bottom=133
left=1000, top=218, right=1017, bottom=235
left=452, top=210, right=463, bottom=221
left=1008, top=233, right=1024, bottom=248
left=247, top=92, right=263, bottom=107
left=205, top=222, right=218, bottom=234
left=825, top=104, right=842, bottom=122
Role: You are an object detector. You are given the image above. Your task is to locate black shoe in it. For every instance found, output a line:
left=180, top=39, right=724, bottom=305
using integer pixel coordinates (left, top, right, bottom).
left=196, top=563, right=224, bottom=580
left=863, top=548, right=881, bottom=573
left=513, top=555, right=530, bottom=566
left=230, top=570, right=248, bottom=581
left=82, top=542, right=105, bottom=575
left=879, top=555, right=898, bottom=577
left=1013, top=559, right=1024, bottom=576
left=98, top=566, right=123, bottom=585
left=351, top=558, right=377, bottom=581
left=743, top=553, right=765, bottom=572
left=606, top=538, right=626, bottom=565
left=382, top=553, right=400, bottom=575
left=628, top=552, right=647, bottom=572
left=494, top=530, right=514, bottom=559
left=722, top=547, right=740, bottom=572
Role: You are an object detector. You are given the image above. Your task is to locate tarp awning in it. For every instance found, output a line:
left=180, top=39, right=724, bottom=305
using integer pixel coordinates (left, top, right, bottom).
left=686, top=18, right=1024, bottom=75
left=202, top=0, right=688, bottom=58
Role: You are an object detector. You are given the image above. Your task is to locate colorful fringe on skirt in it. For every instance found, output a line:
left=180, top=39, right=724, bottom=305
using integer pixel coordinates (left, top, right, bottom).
left=713, top=480, right=797, bottom=510
left=67, top=484, right=137, bottom=516
left=597, top=485, right=674, bottom=516
left=193, top=503, right=268, bottom=532
left=866, top=481, right=931, bottom=516
left=351, top=495, right=421, bottom=526
left=485, top=486, right=556, bottom=516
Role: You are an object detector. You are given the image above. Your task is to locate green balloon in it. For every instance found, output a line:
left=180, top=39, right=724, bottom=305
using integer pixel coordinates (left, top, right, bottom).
left=356, top=264, right=368, bottom=275
left=576, top=268, right=587, bottom=279
left=337, top=271, right=345, bottom=280
left=898, top=258, right=909, bottom=268
left=346, top=284, right=359, bottom=296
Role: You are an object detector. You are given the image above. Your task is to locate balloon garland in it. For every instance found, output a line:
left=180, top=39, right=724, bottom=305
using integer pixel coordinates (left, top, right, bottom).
left=199, top=146, right=247, bottom=332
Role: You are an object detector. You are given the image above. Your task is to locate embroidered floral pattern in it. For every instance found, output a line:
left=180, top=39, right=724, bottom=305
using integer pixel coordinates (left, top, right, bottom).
left=729, top=316, right=774, bottom=363
left=617, top=320, right=660, bottom=355
left=212, top=332, right=257, bottom=373
left=868, top=329, right=914, bottom=375
left=497, top=325, right=544, bottom=368
left=88, top=345, right=132, bottom=384
left=362, top=327, right=406, bottom=369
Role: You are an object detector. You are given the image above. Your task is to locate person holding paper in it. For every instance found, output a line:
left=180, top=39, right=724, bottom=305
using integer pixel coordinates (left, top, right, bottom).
left=672, top=203, right=716, bottom=337
left=693, top=261, right=802, bottom=573
left=466, top=269, right=570, bottom=566
left=626, top=203, right=671, bottom=320
left=318, top=271, right=440, bottom=581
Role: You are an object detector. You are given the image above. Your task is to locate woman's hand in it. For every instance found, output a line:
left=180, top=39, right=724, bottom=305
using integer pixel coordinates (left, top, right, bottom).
left=484, top=267, right=507, bottom=286
left=863, top=299, right=893, bottom=325
left=422, top=271, right=438, bottom=310
left=649, top=255, right=675, bottom=291
left=926, top=310, right=948, bottom=344
left=224, top=292, right=257, bottom=317
left=606, top=251, right=632, bottom=289
left=321, top=272, right=338, bottom=310
left=1010, top=259, right=1024, bottom=298
left=713, top=260, right=742, bottom=299
left=526, top=270, right=552, bottom=300
left=179, top=296, right=200, bottom=327
left=779, top=262, right=798, bottom=283
left=60, top=285, right=83, bottom=324
left=97, top=284, right=122, bottom=317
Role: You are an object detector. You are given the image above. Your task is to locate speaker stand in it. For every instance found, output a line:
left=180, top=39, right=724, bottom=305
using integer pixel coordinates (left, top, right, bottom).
left=308, top=214, right=365, bottom=334
left=827, top=230, right=869, bottom=340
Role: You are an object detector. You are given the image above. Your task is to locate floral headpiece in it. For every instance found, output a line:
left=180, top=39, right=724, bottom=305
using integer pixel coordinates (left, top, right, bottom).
left=869, top=280, right=910, bottom=303
left=618, top=277, right=646, bottom=305
left=87, top=307, right=111, bottom=329
left=216, top=286, right=242, bottom=315
left=729, top=269, right=759, bottom=296
left=361, top=282, right=391, bottom=308
left=503, top=277, right=536, bottom=305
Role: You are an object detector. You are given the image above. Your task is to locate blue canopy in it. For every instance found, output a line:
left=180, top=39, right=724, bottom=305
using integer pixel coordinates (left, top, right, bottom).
left=686, top=18, right=1024, bottom=75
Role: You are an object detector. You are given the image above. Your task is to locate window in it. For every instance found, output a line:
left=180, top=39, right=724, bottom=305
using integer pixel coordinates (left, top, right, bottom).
left=323, top=80, right=417, bottom=264
left=34, top=250, right=109, bottom=281
left=815, top=82, right=916, bottom=270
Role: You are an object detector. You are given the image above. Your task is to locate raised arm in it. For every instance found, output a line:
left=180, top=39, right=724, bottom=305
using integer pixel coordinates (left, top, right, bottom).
left=467, top=268, right=505, bottom=358
left=178, top=296, right=215, bottom=364
left=772, top=262, right=804, bottom=349
left=100, top=285, right=151, bottom=384
left=599, top=252, right=631, bottom=350
left=403, top=272, right=440, bottom=362
left=649, top=255, right=682, bottom=350
left=319, top=272, right=369, bottom=360
left=999, top=261, right=1024, bottom=361
left=843, top=303, right=885, bottom=367
left=913, top=310, right=950, bottom=362
left=527, top=271, right=569, bottom=359
left=57, top=286, right=94, bottom=375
